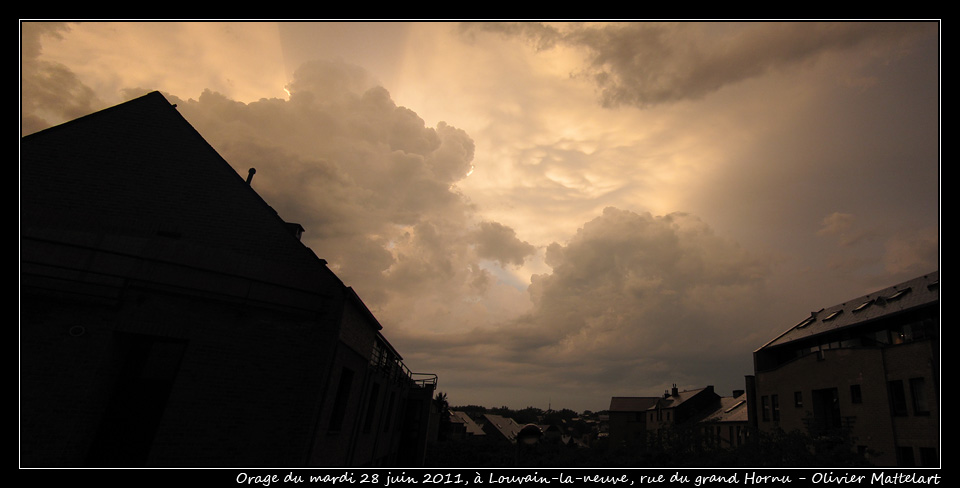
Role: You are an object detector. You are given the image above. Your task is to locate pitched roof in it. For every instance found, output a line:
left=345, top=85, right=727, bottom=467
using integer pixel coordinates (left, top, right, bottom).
left=481, top=413, right=522, bottom=441
left=448, top=411, right=485, bottom=436
left=22, top=91, right=327, bottom=271
left=649, top=387, right=712, bottom=410
left=698, top=396, right=749, bottom=424
left=609, top=396, right=659, bottom=412
left=21, top=91, right=345, bottom=309
left=758, top=271, right=939, bottom=350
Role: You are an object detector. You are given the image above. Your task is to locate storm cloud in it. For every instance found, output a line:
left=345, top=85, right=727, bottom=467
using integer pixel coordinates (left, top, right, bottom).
left=20, top=21, right=939, bottom=411
left=462, top=22, right=933, bottom=108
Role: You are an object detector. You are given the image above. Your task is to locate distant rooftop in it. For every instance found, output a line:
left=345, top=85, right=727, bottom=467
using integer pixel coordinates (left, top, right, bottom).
left=609, top=396, right=659, bottom=412
left=698, top=395, right=749, bottom=424
left=649, top=386, right=712, bottom=410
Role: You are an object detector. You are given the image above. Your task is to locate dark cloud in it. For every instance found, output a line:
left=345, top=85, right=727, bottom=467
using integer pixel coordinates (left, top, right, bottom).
left=21, top=22, right=104, bottom=135
left=463, top=22, right=934, bottom=108
left=472, top=221, right=536, bottom=267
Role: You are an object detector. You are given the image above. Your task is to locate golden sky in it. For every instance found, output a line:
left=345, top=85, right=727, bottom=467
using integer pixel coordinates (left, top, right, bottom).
left=21, top=21, right=940, bottom=412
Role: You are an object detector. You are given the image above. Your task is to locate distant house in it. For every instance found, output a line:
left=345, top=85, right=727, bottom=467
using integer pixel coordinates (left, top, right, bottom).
left=480, top=414, right=523, bottom=443
left=609, top=385, right=746, bottom=454
left=750, top=272, right=939, bottom=467
left=447, top=410, right=485, bottom=439
left=607, top=396, right=659, bottom=450
left=20, top=91, right=436, bottom=467
left=645, top=385, right=721, bottom=435
left=696, top=391, right=749, bottom=450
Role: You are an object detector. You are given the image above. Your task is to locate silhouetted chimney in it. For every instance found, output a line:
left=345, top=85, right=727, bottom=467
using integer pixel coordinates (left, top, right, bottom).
left=671, top=384, right=678, bottom=397
left=246, top=167, right=256, bottom=185
left=285, top=222, right=305, bottom=241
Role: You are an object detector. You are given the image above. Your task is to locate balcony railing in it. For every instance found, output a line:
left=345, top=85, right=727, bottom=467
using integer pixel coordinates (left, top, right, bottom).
left=411, top=373, right=438, bottom=388
left=370, top=352, right=437, bottom=389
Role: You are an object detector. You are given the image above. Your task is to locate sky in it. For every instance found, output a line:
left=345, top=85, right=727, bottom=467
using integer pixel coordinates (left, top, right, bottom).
left=20, top=21, right=940, bottom=413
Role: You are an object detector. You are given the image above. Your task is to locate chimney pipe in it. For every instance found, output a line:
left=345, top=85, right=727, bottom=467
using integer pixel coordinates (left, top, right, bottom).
left=671, top=384, right=678, bottom=397
left=246, top=168, right=257, bottom=185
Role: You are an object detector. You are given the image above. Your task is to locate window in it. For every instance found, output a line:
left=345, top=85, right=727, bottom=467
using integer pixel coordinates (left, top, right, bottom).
left=886, top=287, right=911, bottom=301
left=919, top=447, right=938, bottom=467
left=811, top=388, right=841, bottom=431
left=761, top=396, right=770, bottom=421
left=363, top=383, right=380, bottom=433
left=823, top=310, right=843, bottom=321
left=850, top=384, right=862, bottom=404
left=909, top=377, right=929, bottom=415
left=383, top=393, right=396, bottom=431
left=86, top=333, right=187, bottom=465
left=897, top=446, right=915, bottom=467
left=772, top=394, right=780, bottom=421
left=794, top=391, right=803, bottom=408
left=888, top=380, right=907, bottom=416
left=328, top=368, right=355, bottom=431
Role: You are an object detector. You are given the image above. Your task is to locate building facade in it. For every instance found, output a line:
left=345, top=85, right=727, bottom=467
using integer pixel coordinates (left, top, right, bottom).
left=751, top=272, right=939, bottom=467
left=20, top=91, right=435, bottom=467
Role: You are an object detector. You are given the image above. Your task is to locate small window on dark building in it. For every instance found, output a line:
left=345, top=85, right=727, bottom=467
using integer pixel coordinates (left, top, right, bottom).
left=898, top=446, right=915, bottom=467
left=888, top=380, right=907, bottom=416
left=850, top=384, right=862, bottom=404
left=328, top=368, right=355, bottom=432
left=794, top=391, right=803, bottom=408
left=383, top=393, right=396, bottom=432
left=919, top=447, right=938, bottom=467
left=363, top=383, right=380, bottom=433
left=761, top=396, right=770, bottom=421
left=909, top=377, right=929, bottom=415
left=772, top=394, right=780, bottom=421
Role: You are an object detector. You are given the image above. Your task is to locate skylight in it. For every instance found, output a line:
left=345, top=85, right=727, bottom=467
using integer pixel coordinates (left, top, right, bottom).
left=796, top=315, right=816, bottom=328
left=823, top=310, right=843, bottom=321
left=886, top=287, right=912, bottom=301
left=724, top=400, right=746, bottom=413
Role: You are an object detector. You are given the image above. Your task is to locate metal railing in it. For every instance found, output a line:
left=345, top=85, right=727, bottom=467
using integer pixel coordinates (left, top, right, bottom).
left=411, top=373, right=438, bottom=388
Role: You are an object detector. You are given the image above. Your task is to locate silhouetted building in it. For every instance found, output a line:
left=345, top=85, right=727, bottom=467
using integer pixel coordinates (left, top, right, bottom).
left=607, top=396, right=659, bottom=450
left=480, top=414, right=522, bottom=443
left=447, top=410, right=485, bottom=439
left=648, top=386, right=719, bottom=430
left=608, top=385, right=727, bottom=452
left=696, top=391, right=749, bottom=450
left=20, top=91, right=436, bottom=467
left=751, top=272, right=939, bottom=467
